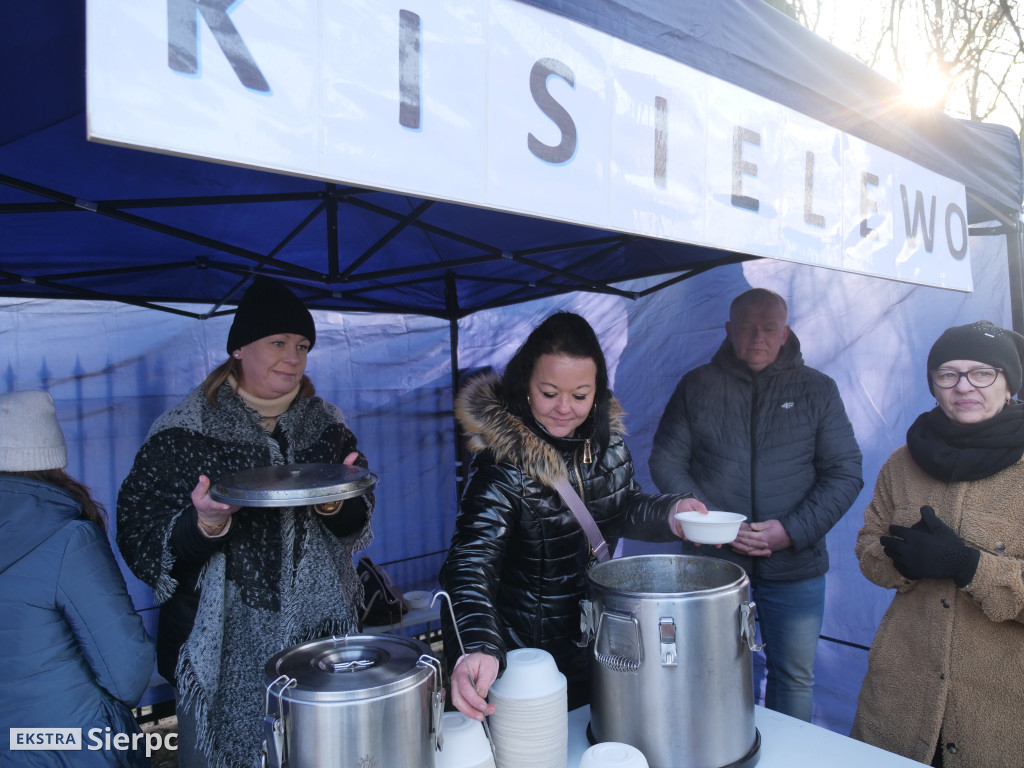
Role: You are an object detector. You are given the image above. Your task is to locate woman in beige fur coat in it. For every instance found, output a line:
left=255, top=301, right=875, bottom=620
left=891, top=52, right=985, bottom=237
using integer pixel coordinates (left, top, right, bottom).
left=851, top=321, right=1024, bottom=768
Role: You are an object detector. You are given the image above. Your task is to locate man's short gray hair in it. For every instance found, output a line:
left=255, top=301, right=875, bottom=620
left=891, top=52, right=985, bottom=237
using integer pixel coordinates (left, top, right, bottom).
left=729, top=288, right=788, bottom=324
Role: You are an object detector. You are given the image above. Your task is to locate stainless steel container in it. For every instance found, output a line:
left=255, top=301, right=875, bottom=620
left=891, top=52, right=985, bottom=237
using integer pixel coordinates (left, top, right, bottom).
left=581, top=555, right=761, bottom=768
left=262, top=634, right=444, bottom=768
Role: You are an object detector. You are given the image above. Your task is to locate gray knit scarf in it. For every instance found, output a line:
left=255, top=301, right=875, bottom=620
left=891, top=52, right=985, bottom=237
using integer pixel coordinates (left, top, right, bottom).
left=117, top=385, right=372, bottom=768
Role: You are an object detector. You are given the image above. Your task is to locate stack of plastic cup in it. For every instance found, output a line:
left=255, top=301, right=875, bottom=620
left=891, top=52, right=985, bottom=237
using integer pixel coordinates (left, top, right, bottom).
left=487, top=648, right=567, bottom=768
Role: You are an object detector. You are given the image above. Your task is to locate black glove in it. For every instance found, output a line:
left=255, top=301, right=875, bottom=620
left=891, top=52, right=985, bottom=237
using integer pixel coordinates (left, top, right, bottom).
left=880, top=505, right=980, bottom=588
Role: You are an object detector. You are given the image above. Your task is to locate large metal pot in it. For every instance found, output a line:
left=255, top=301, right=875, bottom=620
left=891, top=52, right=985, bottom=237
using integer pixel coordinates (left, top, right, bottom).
left=581, top=555, right=761, bottom=768
left=262, top=634, right=444, bottom=768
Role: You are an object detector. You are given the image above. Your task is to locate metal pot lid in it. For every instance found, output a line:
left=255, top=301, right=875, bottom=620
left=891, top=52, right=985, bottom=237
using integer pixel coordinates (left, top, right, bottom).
left=209, top=463, right=378, bottom=507
left=265, top=634, right=434, bottom=702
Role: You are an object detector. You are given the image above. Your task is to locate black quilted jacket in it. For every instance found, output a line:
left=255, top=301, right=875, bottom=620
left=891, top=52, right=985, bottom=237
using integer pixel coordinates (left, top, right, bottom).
left=649, top=332, right=864, bottom=583
left=439, top=374, right=684, bottom=683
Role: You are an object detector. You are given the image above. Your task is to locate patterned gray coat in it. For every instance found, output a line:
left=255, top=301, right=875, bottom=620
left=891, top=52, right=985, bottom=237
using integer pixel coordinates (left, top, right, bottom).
left=116, top=383, right=373, bottom=768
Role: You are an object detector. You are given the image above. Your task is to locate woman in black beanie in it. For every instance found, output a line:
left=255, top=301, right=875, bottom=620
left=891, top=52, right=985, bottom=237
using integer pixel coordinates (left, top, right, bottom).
left=851, top=320, right=1024, bottom=767
left=116, top=277, right=374, bottom=768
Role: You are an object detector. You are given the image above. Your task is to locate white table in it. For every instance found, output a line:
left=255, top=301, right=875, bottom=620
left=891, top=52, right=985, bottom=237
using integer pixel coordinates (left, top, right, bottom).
left=566, top=705, right=928, bottom=768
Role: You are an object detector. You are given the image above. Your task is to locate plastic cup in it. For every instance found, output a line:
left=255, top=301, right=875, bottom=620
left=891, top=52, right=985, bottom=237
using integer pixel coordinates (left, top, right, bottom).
left=579, top=742, right=650, bottom=768
left=435, top=711, right=493, bottom=768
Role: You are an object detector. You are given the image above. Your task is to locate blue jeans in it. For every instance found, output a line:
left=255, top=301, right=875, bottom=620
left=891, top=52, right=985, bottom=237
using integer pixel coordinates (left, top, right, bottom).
left=751, top=575, right=825, bottom=722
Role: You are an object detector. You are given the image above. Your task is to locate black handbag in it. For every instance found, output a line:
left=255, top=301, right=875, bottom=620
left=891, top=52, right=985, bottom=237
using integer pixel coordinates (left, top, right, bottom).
left=357, top=556, right=410, bottom=627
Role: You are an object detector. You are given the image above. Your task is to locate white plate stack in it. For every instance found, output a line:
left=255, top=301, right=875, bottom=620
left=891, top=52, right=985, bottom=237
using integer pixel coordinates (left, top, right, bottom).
left=435, top=711, right=496, bottom=768
left=486, top=648, right=568, bottom=768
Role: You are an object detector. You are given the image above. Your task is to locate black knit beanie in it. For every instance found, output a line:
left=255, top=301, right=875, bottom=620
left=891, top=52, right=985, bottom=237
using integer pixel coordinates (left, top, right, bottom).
left=927, top=320, right=1024, bottom=395
left=226, top=277, right=316, bottom=355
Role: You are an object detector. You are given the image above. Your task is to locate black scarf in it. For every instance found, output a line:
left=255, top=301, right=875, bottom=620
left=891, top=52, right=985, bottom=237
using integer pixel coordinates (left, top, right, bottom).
left=906, top=401, right=1024, bottom=482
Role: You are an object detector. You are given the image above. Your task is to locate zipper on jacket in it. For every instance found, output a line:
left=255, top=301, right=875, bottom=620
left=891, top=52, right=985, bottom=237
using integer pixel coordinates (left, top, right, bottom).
left=571, top=449, right=588, bottom=506
left=749, top=380, right=759, bottom=523
left=749, top=378, right=760, bottom=580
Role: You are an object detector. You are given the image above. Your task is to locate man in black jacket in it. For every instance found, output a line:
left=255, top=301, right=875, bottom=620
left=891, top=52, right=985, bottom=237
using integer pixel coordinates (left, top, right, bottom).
left=650, top=288, right=863, bottom=722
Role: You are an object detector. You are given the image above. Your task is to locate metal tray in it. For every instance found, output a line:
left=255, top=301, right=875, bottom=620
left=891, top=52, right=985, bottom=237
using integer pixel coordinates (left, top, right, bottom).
left=210, top=463, right=378, bottom=507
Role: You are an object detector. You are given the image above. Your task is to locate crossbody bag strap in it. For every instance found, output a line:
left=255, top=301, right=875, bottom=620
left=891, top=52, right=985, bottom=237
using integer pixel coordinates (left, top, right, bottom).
left=552, top=477, right=610, bottom=563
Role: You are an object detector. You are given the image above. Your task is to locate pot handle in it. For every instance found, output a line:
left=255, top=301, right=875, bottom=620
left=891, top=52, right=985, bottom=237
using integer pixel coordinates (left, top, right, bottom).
left=578, top=599, right=595, bottom=647
left=593, top=609, right=642, bottom=672
left=261, top=674, right=296, bottom=768
left=418, top=655, right=446, bottom=751
left=740, top=601, right=765, bottom=652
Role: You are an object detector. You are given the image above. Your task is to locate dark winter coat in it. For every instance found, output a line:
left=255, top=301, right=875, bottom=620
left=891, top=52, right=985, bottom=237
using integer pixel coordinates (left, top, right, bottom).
left=116, top=383, right=373, bottom=768
left=439, top=374, right=684, bottom=685
left=649, top=332, right=863, bottom=582
left=0, top=475, right=154, bottom=768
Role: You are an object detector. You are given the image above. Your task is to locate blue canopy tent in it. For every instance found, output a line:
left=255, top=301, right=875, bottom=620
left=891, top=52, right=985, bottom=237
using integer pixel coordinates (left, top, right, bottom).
left=1, top=1, right=1021, bottom=318
left=2, top=0, right=1023, bottom=734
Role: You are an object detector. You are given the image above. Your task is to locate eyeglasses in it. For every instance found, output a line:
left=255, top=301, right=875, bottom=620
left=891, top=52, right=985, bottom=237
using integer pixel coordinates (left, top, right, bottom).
left=929, top=367, right=1003, bottom=389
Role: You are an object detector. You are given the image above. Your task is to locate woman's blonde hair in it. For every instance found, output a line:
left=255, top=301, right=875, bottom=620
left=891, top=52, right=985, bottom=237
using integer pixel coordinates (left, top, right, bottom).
left=201, top=357, right=316, bottom=405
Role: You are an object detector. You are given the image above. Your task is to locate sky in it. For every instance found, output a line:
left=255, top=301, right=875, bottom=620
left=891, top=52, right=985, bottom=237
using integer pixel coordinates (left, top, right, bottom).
left=810, top=1, right=1022, bottom=131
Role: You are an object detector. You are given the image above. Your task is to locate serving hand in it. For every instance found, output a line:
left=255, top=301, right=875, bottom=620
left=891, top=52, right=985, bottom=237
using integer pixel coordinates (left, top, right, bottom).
left=450, top=652, right=499, bottom=722
left=312, top=452, right=364, bottom=515
left=192, top=474, right=240, bottom=535
left=669, top=497, right=709, bottom=539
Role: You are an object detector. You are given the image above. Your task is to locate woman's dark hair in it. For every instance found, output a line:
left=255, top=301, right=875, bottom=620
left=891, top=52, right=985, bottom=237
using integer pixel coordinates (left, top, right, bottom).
left=501, top=311, right=611, bottom=448
left=201, top=357, right=315, bottom=405
left=8, top=469, right=107, bottom=531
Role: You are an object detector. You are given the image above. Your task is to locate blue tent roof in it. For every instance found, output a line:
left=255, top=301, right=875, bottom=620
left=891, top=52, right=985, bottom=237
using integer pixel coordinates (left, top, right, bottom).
left=1, top=0, right=1020, bottom=319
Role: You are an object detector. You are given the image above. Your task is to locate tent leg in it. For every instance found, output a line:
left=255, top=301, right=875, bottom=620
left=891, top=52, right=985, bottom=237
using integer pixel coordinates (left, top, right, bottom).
left=1009, top=216, right=1024, bottom=336
left=446, top=274, right=467, bottom=504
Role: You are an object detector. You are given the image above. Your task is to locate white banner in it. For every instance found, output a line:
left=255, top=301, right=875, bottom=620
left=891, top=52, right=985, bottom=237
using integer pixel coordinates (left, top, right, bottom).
left=86, top=0, right=972, bottom=290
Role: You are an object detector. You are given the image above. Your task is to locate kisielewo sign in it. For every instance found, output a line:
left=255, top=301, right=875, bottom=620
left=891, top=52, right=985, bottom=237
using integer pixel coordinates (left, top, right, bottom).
left=86, top=0, right=972, bottom=290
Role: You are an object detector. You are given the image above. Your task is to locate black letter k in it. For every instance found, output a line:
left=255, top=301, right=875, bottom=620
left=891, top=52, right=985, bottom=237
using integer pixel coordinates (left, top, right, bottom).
left=167, top=0, right=270, bottom=93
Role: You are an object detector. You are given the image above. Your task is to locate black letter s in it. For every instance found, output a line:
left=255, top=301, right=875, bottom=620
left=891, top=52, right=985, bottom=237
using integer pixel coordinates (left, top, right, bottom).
left=527, top=58, right=577, bottom=164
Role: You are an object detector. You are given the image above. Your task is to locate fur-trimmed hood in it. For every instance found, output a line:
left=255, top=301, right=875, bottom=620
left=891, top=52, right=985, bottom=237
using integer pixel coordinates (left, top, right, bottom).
left=456, top=373, right=625, bottom=489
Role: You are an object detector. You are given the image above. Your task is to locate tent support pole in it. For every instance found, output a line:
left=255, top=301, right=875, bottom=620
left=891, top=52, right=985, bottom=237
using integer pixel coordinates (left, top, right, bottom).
left=446, top=273, right=467, bottom=506
left=1007, top=216, right=1024, bottom=336
left=965, top=191, right=1024, bottom=335
left=326, top=185, right=340, bottom=278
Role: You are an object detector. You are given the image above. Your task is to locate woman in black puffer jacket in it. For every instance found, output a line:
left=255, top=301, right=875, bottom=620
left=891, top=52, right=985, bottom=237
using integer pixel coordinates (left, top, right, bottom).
left=439, top=312, right=705, bottom=719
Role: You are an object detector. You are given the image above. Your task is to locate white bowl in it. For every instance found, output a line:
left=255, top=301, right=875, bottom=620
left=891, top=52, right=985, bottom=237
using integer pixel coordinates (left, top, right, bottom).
left=405, top=590, right=433, bottom=610
left=579, top=742, right=649, bottom=768
left=488, top=647, right=566, bottom=700
left=674, top=510, right=745, bottom=544
left=435, top=711, right=494, bottom=768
